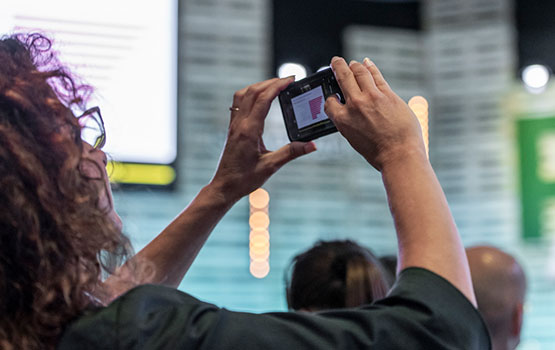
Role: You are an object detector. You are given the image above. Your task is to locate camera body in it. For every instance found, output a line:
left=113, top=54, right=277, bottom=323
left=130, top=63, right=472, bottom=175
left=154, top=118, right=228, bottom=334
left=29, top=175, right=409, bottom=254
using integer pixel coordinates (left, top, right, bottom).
left=279, top=68, right=345, bottom=142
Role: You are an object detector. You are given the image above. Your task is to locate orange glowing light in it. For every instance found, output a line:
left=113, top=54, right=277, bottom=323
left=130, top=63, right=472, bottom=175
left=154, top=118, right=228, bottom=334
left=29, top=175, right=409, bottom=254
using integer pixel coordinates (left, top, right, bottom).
left=250, top=234, right=269, bottom=245
left=249, top=229, right=269, bottom=240
left=410, top=105, right=428, bottom=117
left=408, top=96, right=429, bottom=158
left=251, top=256, right=270, bottom=263
left=250, top=243, right=270, bottom=255
left=249, top=188, right=270, bottom=209
left=408, top=96, right=429, bottom=109
left=249, top=211, right=269, bottom=229
left=250, top=250, right=270, bottom=260
left=249, top=188, right=270, bottom=278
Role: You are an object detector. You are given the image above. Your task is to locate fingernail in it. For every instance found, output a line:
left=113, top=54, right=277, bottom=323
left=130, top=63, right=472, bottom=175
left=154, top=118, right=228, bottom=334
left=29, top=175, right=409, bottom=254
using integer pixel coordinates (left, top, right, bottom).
left=349, top=60, right=359, bottom=66
left=331, top=56, right=342, bottom=63
left=363, top=57, right=373, bottom=67
left=304, top=142, right=317, bottom=153
left=284, top=75, right=295, bottom=80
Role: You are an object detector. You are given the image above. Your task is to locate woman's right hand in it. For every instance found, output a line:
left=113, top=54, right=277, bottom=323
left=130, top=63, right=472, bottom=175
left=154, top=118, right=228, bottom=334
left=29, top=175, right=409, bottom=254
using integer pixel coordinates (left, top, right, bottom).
left=325, top=57, right=426, bottom=171
left=326, top=58, right=477, bottom=307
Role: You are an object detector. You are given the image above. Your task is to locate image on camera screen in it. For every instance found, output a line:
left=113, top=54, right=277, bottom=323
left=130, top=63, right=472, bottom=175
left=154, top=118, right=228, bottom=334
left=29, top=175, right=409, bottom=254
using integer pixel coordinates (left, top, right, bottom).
left=291, top=85, right=329, bottom=129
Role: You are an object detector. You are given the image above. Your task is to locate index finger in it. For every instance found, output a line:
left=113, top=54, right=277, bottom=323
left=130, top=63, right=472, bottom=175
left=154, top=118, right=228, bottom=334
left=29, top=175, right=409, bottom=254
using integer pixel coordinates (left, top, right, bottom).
left=242, top=77, right=281, bottom=112
left=249, top=76, right=294, bottom=127
left=330, top=56, right=362, bottom=101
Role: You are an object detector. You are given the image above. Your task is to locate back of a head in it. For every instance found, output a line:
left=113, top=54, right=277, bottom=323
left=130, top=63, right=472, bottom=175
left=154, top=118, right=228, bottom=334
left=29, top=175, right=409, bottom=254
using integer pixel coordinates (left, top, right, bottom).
left=0, top=33, right=130, bottom=350
left=286, top=240, right=390, bottom=311
left=466, top=246, right=527, bottom=350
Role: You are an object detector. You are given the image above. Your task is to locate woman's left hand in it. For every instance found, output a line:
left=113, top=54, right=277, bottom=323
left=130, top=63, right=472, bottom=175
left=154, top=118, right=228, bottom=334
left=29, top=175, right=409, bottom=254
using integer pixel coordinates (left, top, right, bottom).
left=101, top=77, right=316, bottom=296
left=210, top=77, right=317, bottom=203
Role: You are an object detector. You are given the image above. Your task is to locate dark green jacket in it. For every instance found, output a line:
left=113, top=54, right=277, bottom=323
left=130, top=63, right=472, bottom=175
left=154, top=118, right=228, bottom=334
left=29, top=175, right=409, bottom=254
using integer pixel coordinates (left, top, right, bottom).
left=58, top=268, right=491, bottom=349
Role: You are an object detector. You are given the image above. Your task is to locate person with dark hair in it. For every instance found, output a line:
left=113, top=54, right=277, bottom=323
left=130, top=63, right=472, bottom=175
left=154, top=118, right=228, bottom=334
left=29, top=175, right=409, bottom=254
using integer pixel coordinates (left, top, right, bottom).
left=1, top=33, right=490, bottom=349
left=286, top=240, right=390, bottom=311
left=467, top=246, right=527, bottom=350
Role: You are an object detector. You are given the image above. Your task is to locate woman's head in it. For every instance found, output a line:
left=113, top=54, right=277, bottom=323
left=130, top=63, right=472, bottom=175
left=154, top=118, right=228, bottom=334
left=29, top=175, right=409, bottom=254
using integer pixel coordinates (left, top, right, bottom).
left=0, top=33, right=129, bottom=349
left=286, top=240, right=390, bottom=311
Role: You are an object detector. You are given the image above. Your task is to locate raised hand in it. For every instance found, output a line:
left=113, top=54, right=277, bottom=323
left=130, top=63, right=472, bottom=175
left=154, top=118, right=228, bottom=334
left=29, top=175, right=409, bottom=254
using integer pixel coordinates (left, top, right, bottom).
left=325, top=57, right=425, bottom=171
left=211, top=77, right=317, bottom=201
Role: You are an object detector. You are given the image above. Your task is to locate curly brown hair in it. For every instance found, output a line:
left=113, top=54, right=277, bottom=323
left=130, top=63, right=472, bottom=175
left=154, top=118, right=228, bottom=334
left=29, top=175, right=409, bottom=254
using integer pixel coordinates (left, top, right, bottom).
left=0, top=33, right=132, bottom=350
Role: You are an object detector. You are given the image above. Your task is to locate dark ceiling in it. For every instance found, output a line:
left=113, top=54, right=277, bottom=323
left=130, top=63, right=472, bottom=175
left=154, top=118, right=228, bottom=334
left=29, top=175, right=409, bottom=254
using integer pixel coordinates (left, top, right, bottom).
left=273, top=0, right=419, bottom=74
left=516, top=0, right=555, bottom=73
left=273, top=0, right=554, bottom=77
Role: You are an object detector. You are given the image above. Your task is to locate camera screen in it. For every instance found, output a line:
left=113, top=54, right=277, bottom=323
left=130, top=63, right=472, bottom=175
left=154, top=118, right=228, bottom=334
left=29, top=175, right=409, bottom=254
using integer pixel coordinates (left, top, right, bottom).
left=290, top=85, right=329, bottom=129
left=279, top=67, right=342, bottom=142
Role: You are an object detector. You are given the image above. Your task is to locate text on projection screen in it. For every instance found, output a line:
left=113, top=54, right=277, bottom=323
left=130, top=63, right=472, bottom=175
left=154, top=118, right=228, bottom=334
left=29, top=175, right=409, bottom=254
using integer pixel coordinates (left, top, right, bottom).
left=0, top=0, right=178, bottom=164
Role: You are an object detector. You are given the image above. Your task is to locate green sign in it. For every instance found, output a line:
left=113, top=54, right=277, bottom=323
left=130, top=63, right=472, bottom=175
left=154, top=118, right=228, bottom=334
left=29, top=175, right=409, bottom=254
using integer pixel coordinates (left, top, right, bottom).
left=517, top=115, right=555, bottom=239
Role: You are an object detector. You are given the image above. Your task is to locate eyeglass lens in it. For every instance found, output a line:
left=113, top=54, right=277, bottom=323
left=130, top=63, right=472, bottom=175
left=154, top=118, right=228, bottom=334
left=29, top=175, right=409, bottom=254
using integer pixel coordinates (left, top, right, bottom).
left=79, top=111, right=105, bottom=149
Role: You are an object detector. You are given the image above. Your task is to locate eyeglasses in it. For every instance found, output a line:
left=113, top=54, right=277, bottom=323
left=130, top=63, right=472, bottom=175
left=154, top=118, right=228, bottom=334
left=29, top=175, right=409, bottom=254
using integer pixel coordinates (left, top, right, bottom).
left=78, top=106, right=106, bottom=149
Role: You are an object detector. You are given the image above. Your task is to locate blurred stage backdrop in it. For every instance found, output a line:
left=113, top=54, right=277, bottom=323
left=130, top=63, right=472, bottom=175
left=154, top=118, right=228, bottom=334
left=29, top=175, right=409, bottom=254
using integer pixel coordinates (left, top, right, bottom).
left=3, top=0, right=555, bottom=349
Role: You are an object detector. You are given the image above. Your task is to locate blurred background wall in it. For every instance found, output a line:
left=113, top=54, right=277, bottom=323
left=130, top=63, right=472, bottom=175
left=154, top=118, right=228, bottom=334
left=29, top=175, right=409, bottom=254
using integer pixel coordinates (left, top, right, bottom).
left=110, top=0, right=555, bottom=348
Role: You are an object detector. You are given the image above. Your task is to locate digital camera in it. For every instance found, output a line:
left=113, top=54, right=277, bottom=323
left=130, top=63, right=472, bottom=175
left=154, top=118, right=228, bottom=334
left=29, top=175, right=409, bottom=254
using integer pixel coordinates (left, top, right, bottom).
left=279, top=68, right=345, bottom=142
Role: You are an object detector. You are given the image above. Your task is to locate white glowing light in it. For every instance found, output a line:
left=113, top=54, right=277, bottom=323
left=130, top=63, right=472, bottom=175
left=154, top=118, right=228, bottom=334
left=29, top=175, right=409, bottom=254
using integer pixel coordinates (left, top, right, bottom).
left=522, top=64, right=550, bottom=91
left=278, top=63, right=307, bottom=81
left=250, top=261, right=270, bottom=279
left=317, top=66, right=330, bottom=72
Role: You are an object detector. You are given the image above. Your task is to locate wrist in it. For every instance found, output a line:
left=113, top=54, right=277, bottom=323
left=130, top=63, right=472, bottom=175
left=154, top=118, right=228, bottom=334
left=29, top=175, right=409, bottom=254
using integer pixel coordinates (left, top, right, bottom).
left=376, top=140, right=429, bottom=173
left=203, top=179, right=242, bottom=209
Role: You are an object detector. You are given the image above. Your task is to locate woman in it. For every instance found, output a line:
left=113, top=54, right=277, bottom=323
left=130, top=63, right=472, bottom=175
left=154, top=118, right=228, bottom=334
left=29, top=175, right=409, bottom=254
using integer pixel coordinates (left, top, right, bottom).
left=0, top=32, right=314, bottom=349
left=0, top=33, right=489, bottom=349
left=286, top=240, right=390, bottom=311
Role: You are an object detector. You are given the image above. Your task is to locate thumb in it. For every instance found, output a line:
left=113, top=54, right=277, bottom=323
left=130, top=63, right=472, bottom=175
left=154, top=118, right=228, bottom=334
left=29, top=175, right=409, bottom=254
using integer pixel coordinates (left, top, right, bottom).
left=324, top=95, right=344, bottom=124
left=268, top=141, right=317, bottom=170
